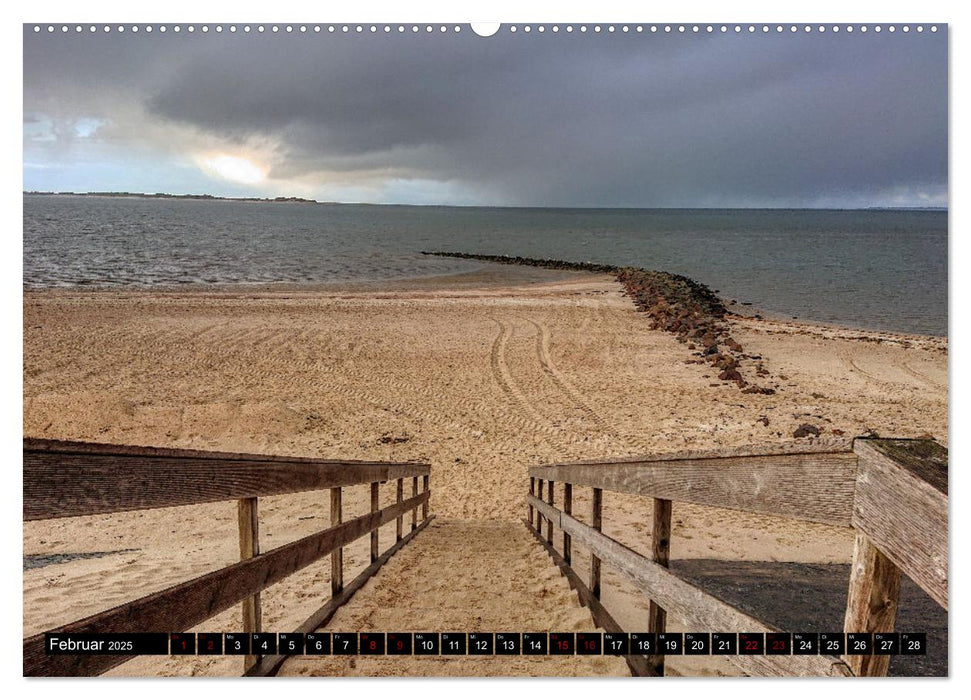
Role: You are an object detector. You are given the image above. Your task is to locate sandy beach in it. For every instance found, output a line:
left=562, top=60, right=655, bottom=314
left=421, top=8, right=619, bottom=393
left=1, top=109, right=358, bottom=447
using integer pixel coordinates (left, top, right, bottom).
left=22, top=265, right=948, bottom=676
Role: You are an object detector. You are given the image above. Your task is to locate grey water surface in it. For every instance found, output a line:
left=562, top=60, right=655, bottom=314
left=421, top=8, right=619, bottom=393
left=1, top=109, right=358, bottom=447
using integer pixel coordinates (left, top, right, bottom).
left=24, top=194, right=946, bottom=336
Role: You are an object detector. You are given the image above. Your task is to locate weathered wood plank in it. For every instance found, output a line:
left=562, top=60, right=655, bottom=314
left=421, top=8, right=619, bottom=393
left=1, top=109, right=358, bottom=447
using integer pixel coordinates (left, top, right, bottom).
left=387, top=462, right=432, bottom=481
left=422, top=475, right=430, bottom=520
left=411, top=476, right=418, bottom=531
left=523, top=520, right=654, bottom=677
left=528, top=477, right=536, bottom=526
left=396, top=478, right=404, bottom=542
left=247, top=516, right=435, bottom=677
left=237, top=497, right=261, bottom=672
left=590, top=487, right=603, bottom=600
left=852, top=440, right=947, bottom=609
left=527, top=495, right=851, bottom=677
left=23, top=492, right=428, bottom=676
left=529, top=449, right=858, bottom=526
left=842, top=533, right=901, bottom=676
left=537, top=479, right=545, bottom=533
left=546, top=480, right=554, bottom=544
left=534, top=439, right=855, bottom=467
left=330, top=487, right=343, bottom=596
left=24, top=439, right=429, bottom=521
left=24, top=437, right=428, bottom=466
left=648, top=498, right=672, bottom=676
left=370, top=482, right=380, bottom=563
left=859, top=438, right=947, bottom=495
left=562, top=483, right=573, bottom=565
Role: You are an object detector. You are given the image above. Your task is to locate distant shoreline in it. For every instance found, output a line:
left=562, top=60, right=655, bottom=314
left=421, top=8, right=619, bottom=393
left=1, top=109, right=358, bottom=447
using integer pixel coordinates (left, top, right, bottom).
left=22, top=192, right=947, bottom=212
left=24, top=191, right=329, bottom=205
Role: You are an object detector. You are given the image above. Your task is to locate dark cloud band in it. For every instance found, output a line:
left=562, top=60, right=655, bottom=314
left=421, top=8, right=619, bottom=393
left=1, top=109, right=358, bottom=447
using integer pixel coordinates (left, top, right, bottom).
left=23, top=27, right=948, bottom=207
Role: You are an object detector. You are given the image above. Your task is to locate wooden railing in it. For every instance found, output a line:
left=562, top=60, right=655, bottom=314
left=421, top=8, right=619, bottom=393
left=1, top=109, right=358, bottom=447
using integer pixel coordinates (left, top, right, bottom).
left=22, top=438, right=433, bottom=677
left=526, top=437, right=947, bottom=677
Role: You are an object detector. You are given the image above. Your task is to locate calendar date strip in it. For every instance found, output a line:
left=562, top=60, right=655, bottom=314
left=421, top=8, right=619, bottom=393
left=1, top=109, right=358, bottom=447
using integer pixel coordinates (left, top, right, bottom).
left=46, top=631, right=928, bottom=657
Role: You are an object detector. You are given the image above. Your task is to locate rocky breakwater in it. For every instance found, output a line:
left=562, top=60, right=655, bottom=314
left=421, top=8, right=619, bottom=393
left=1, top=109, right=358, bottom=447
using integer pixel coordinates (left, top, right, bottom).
left=614, top=268, right=776, bottom=395
left=422, top=251, right=779, bottom=395
left=421, top=251, right=621, bottom=275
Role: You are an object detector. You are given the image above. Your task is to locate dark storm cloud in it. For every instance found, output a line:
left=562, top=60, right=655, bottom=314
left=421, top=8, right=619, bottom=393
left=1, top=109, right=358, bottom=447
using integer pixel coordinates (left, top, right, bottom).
left=23, top=26, right=947, bottom=207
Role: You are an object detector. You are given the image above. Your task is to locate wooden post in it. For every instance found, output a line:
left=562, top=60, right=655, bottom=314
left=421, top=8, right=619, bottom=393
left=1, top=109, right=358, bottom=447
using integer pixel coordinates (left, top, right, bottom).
left=370, top=482, right=380, bottom=563
left=563, top=483, right=573, bottom=565
left=395, top=478, right=404, bottom=542
left=537, top=479, right=545, bottom=532
left=648, top=498, right=672, bottom=676
left=843, top=532, right=901, bottom=676
left=546, top=480, right=554, bottom=544
left=330, top=487, right=343, bottom=596
left=422, top=474, right=429, bottom=520
left=851, top=438, right=947, bottom=610
left=590, top=487, right=602, bottom=599
left=237, top=497, right=261, bottom=672
left=529, top=477, right=536, bottom=525
left=411, top=476, right=418, bottom=531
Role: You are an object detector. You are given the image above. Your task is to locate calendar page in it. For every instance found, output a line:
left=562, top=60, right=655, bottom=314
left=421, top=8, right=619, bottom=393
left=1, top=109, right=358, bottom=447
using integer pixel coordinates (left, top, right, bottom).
left=20, top=6, right=949, bottom=684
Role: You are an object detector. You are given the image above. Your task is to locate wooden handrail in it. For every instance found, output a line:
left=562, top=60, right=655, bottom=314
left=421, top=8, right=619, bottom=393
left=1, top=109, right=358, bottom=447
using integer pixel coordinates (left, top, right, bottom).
left=524, top=518, right=653, bottom=677
left=526, top=495, right=849, bottom=676
left=526, top=436, right=947, bottom=677
left=529, top=442, right=858, bottom=527
left=843, top=438, right=946, bottom=674
left=24, top=491, right=429, bottom=676
left=23, top=439, right=434, bottom=677
left=532, top=439, right=855, bottom=469
left=24, top=438, right=429, bottom=521
left=849, top=438, right=948, bottom=609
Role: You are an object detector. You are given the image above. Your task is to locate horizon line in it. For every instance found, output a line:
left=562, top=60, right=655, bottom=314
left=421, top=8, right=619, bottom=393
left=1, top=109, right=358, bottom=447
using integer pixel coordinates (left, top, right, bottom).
left=22, top=190, right=949, bottom=212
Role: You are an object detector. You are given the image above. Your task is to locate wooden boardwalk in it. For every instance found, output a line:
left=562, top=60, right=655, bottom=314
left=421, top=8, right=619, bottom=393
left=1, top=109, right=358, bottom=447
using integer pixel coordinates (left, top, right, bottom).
left=277, top=519, right=628, bottom=677
left=23, top=436, right=946, bottom=677
left=23, top=438, right=431, bottom=676
left=527, top=437, right=947, bottom=676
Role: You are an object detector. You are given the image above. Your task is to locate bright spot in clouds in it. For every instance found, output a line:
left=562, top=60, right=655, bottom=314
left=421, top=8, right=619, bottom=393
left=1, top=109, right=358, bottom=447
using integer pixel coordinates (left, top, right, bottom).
left=200, top=154, right=267, bottom=185
left=74, top=117, right=105, bottom=138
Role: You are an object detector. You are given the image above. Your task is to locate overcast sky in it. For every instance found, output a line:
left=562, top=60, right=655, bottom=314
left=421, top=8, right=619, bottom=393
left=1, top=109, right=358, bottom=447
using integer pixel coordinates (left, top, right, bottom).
left=23, top=25, right=947, bottom=208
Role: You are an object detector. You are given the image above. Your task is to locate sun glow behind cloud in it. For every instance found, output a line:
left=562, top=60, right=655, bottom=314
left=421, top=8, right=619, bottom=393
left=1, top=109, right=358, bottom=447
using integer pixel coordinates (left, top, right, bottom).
left=199, top=154, right=267, bottom=185
left=23, top=27, right=947, bottom=208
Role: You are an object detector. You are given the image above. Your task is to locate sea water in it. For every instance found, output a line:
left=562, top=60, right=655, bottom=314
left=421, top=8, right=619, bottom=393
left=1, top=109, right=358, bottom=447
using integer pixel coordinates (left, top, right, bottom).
left=23, top=194, right=947, bottom=336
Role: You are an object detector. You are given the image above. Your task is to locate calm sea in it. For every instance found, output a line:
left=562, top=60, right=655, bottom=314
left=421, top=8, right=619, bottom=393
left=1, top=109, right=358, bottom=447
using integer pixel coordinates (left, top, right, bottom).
left=23, top=195, right=947, bottom=336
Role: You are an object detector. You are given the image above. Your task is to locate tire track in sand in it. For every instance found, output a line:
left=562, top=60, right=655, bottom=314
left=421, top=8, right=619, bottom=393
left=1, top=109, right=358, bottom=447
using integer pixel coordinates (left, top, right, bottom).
left=843, top=353, right=943, bottom=392
left=902, top=362, right=947, bottom=390
left=488, top=317, right=553, bottom=428
left=527, top=317, right=611, bottom=432
left=524, top=316, right=655, bottom=453
left=310, top=336, right=566, bottom=453
left=842, top=354, right=892, bottom=389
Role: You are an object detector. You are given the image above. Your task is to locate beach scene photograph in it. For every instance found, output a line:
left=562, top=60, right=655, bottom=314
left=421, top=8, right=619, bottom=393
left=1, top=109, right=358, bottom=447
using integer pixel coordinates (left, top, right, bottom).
left=21, top=20, right=948, bottom=680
